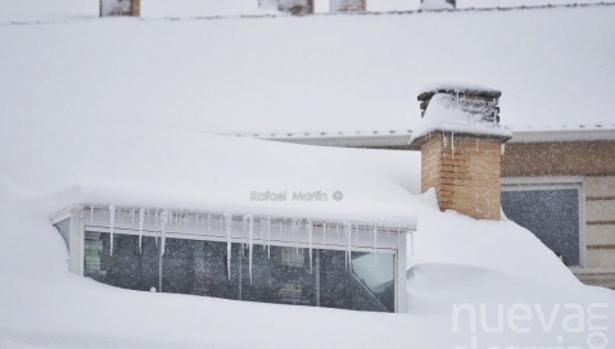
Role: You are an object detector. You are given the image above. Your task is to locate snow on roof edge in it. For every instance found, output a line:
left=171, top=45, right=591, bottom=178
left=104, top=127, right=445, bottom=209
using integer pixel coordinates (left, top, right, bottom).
left=227, top=127, right=615, bottom=148
left=2, top=1, right=614, bottom=26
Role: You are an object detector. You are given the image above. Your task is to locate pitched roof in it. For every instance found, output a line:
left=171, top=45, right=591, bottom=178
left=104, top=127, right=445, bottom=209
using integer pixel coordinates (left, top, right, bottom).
left=1, top=3, right=614, bottom=143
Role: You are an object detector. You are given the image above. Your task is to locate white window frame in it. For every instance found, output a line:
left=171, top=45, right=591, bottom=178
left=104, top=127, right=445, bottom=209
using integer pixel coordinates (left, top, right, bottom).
left=501, top=176, right=586, bottom=267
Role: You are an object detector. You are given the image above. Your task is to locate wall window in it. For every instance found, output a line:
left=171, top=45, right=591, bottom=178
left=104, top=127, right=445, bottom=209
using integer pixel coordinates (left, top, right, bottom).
left=83, top=231, right=395, bottom=312
left=501, top=180, right=582, bottom=266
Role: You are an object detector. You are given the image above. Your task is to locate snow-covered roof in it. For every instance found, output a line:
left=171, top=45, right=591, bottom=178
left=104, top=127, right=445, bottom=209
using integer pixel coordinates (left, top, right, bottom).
left=1, top=3, right=614, bottom=347
left=1, top=3, right=614, bottom=141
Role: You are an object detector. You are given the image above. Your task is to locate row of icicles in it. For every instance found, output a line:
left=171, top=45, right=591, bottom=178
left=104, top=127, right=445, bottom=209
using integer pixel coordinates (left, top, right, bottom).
left=99, top=205, right=405, bottom=284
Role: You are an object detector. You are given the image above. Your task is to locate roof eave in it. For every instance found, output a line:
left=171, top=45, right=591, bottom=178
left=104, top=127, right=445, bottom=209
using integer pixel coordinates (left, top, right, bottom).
left=253, top=128, right=615, bottom=148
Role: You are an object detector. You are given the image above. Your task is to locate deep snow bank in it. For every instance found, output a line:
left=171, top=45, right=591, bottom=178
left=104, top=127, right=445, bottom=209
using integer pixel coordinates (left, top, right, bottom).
left=0, top=185, right=612, bottom=349
left=0, top=181, right=612, bottom=349
left=408, top=195, right=580, bottom=286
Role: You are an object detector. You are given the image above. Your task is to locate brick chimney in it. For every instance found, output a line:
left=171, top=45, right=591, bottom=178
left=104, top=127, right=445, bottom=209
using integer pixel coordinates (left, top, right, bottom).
left=409, top=85, right=511, bottom=220
left=420, top=0, right=456, bottom=10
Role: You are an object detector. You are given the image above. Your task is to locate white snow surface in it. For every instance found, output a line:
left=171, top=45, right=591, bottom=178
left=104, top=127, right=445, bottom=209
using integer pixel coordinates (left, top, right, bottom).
left=0, top=105, right=606, bottom=348
left=0, top=5, right=614, bottom=137
left=1, top=4, right=615, bottom=348
left=1, top=180, right=613, bottom=349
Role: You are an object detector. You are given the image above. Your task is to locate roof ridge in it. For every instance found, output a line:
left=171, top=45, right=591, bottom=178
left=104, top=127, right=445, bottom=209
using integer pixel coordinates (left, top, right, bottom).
left=2, top=1, right=614, bottom=26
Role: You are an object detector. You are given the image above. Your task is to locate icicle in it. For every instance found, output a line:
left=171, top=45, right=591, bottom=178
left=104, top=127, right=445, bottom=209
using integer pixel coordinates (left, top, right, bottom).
left=410, top=230, right=415, bottom=257
left=307, top=220, right=313, bottom=274
left=501, top=143, right=506, bottom=155
left=343, top=222, right=352, bottom=270
left=372, top=225, right=378, bottom=251
left=322, top=223, right=327, bottom=242
left=266, top=217, right=272, bottom=259
left=153, top=210, right=159, bottom=247
left=207, top=214, right=211, bottom=231
left=160, top=209, right=169, bottom=256
left=224, top=213, right=232, bottom=280
left=245, top=215, right=254, bottom=284
left=260, top=218, right=266, bottom=251
left=455, top=90, right=460, bottom=108
left=130, top=209, right=135, bottom=223
left=442, top=133, right=448, bottom=147
left=138, top=208, right=145, bottom=254
left=292, top=219, right=299, bottom=256
left=451, top=132, right=455, bottom=159
left=109, top=204, right=116, bottom=256
left=89, top=206, right=94, bottom=223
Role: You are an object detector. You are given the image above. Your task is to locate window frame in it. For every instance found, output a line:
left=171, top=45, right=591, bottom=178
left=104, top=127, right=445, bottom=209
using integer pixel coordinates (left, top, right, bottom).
left=501, top=176, right=586, bottom=267
left=50, top=205, right=412, bottom=313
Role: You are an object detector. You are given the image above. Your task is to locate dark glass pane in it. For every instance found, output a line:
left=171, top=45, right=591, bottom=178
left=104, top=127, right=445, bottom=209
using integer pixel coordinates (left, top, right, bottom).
left=84, top=232, right=160, bottom=291
left=191, top=241, right=240, bottom=300
left=241, top=246, right=316, bottom=306
left=107, top=234, right=141, bottom=289
left=502, top=189, right=580, bottom=265
left=83, top=233, right=395, bottom=312
left=162, top=238, right=195, bottom=294
left=138, top=236, right=160, bottom=291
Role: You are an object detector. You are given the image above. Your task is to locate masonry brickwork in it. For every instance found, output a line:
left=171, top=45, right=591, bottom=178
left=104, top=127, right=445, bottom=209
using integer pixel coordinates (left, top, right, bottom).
left=420, top=132, right=503, bottom=220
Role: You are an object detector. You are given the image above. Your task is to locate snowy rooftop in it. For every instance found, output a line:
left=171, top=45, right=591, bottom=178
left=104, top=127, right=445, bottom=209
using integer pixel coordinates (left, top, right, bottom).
left=1, top=2, right=614, bottom=141
left=1, top=3, right=615, bottom=347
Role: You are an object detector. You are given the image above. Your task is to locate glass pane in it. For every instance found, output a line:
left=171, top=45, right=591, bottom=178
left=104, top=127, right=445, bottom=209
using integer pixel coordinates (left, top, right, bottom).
left=161, top=238, right=194, bottom=294
left=107, top=234, right=141, bottom=290
left=241, top=246, right=316, bottom=306
left=84, top=232, right=160, bottom=291
left=192, top=241, right=240, bottom=300
left=502, top=189, right=580, bottom=265
left=164, top=238, right=239, bottom=299
left=351, top=252, right=395, bottom=310
left=319, top=250, right=395, bottom=312
left=83, top=233, right=396, bottom=312
left=84, top=232, right=109, bottom=283
left=139, top=236, right=160, bottom=291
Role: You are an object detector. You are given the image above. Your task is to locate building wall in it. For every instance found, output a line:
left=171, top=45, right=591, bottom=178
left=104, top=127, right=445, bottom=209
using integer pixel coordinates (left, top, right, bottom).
left=502, top=140, right=615, bottom=289
left=502, top=140, right=615, bottom=177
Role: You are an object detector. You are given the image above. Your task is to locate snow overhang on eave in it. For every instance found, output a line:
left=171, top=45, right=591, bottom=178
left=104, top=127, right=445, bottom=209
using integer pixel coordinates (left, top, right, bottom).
left=264, top=133, right=414, bottom=148
left=245, top=128, right=615, bottom=148
left=50, top=204, right=416, bottom=252
left=508, top=128, right=615, bottom=143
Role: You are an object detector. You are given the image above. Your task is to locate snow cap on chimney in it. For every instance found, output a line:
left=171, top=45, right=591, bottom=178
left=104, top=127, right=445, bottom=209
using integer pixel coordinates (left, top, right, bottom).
left=410, top=83, right=511, bottom=144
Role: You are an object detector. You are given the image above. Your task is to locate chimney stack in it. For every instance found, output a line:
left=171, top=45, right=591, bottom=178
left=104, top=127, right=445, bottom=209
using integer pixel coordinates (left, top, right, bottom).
left=420, top=0, right=456, bottom=10
left=410, top=84, right=511, bottom=220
